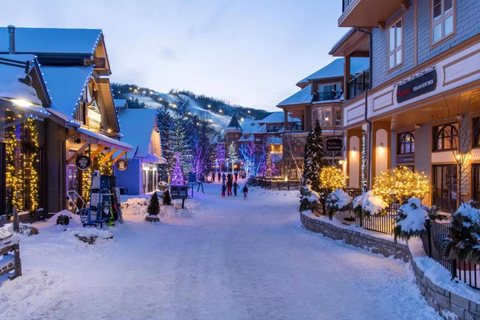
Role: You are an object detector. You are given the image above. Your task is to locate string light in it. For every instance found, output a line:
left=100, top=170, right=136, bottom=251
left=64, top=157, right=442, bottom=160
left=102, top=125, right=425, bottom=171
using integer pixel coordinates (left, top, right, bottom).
left=373, top=166, right=430, bottom=204
left=319, top=166, right=347, bottom=193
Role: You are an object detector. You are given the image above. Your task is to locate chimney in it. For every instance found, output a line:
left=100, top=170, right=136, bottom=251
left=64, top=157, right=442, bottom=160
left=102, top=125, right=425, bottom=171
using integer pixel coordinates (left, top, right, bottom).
left=8, top=25, right=15, bottom=54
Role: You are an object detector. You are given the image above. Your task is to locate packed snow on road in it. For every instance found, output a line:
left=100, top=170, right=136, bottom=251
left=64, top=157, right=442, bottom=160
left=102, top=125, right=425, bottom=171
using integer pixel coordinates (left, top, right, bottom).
left=0, top=182, right=440, bottom=320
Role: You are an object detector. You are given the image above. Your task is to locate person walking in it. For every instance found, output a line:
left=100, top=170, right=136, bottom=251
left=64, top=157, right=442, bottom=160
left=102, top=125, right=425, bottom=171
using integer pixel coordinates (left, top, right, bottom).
left=218, top=171, right=221, bottom=182
left=222, top=183, right=226, bottom=197
left=222, top=173, right=226, bottom=184
left=211, top=171, right=215, bottom=182
left=233, top=181, right=239, bottom=196
left=242, top=184, right=248, bottom=200
left=234, top=171, right=238, bottom=182
left=227, top=178, right=233, bottom=196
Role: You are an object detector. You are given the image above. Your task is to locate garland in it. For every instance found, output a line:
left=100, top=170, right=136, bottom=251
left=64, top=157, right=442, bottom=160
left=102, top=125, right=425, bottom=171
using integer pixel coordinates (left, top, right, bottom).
left=24, top=118, right=39, bottom=212
left=81, top=151, right=114, bottom=202
left=5, top=126, right=23, bottom=211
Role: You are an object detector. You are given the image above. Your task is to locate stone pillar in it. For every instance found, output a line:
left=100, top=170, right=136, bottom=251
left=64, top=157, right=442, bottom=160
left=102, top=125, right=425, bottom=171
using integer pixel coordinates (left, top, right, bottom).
left=347, top=128, right=363, bottom=188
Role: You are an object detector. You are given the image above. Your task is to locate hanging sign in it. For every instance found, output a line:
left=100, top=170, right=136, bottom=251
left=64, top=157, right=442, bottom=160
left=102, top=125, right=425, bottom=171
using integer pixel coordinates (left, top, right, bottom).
left=326, top=138, right=343, bottom=151
left=397, top=69, right=437, bottom=103
left=116, top=159, right=128, bottom=171
left=76, top=155, right=92, bottom=171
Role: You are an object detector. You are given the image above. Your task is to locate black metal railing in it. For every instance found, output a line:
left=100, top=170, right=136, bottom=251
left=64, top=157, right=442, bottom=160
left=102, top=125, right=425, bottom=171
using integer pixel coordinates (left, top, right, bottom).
left=422, top=220, right=480, bottom=290
left=356, top=202, right=398, bottom=234
left=313, top=91, right=342, bottom=102
left=348, top=70, right=369, bottom=99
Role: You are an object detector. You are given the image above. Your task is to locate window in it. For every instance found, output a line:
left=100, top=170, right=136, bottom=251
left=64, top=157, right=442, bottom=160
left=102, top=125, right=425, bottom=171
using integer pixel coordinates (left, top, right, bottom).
left=433, top=123, right=458, bottom=151
left=388, top=17, right=403, bottom=70
left=432, top=0, right=455, bottom=44
left=398, top=132, right=415, bottom=154
left=473, top=117, right=480, bottom=148
left=335, top=107, right=342, bottom=126
left=434, top=165, right=457, bottom=213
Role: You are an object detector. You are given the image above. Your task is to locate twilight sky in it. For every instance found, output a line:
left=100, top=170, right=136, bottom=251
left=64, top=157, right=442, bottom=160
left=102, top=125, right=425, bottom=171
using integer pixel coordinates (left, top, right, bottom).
left=0, top=0, right=348, bottom=112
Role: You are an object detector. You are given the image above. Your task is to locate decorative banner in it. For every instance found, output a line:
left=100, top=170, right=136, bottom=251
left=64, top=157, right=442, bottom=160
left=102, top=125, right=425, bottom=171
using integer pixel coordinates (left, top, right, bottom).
left=116, top=159, right=128, bottom=171
left=326, top=138, right=343, bottom=151
left=76, top=155, right=92, bottom=171
left=397, top=69, right=437, bottom=103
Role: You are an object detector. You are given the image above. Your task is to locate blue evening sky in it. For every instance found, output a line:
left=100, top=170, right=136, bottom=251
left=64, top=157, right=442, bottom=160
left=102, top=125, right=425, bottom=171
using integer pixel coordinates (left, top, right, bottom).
left=0, top=0, right=348, bottom=111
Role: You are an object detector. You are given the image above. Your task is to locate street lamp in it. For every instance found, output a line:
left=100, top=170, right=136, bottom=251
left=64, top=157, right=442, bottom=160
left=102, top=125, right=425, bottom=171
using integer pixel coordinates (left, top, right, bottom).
left=454, top=152, right=472, bottom=206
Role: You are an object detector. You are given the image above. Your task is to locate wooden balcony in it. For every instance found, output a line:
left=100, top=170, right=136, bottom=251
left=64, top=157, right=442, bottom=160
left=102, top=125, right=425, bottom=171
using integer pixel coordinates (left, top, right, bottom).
left=339, top=0, right=408, bottom=28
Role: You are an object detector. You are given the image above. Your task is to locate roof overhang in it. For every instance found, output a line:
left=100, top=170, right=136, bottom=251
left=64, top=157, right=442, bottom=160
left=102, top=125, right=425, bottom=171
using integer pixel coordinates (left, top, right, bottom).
left=329, top=28, right=370, bottom=57
left=339, top=0, right=407, bottom=28
left=77, top=127, right=132, bottom=152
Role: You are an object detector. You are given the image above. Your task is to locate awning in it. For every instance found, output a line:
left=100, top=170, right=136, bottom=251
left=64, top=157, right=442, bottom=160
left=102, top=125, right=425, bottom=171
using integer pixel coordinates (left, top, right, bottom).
left=77, top=127, right=132, bottom=151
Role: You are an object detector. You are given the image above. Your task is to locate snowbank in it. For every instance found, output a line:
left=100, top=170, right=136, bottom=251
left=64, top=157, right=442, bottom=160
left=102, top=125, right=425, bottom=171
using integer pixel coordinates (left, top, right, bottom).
left=160, top=206, right=193, bottom=218
left=122, top=198, right=148, bottom=216
left=397, top=198, right=428, bottom=234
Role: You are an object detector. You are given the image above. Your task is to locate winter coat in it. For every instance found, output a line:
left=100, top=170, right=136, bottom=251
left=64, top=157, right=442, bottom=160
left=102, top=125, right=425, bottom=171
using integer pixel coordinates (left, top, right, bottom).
left=227, top=180, right=233, bottom=187
left=242, top=185, right=248, bottom=193
left=222, top=185, right=227, bottom=192
left=233, top=182, right=239, bottom=190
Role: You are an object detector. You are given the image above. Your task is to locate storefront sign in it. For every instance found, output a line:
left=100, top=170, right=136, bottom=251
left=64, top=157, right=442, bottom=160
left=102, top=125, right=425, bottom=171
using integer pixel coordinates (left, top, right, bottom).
left=326, top=138, right=343, bottom=151
left=87, top=107, right=101, bottom=130
left=76, top=155, right=92, bottom=170
left=397, top=69, right=437, bottom=103
left=116, top=159, right=128, bottom=171
left=396, top=155, right=414, bottom=164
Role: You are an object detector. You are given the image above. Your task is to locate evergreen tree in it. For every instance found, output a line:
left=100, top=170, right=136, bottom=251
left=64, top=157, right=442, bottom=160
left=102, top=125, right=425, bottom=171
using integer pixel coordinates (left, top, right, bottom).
left=147, top=192, right=160, bottom=216
left=302, top=120, right=327, bottom=192
left=171, top=153, right=185, bottom=185
left=227, top=142, right=239, bottom=172
left=157, top=105, right=175, bottom=179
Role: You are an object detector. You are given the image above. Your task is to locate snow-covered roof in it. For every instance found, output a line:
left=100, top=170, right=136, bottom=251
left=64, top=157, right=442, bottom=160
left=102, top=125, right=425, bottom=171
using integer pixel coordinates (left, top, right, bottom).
left=41, top=66, right=93, bottom=119
left=77, top=127, right=133, bottom=151
left=0, top=54, right=42, bottom=106
left=258, top=111, right=300, bottom=124
left=267, top=137, right=283, bottom=144
left=296, top=58, right=369, bottom=85
left=225, top=114, right=242, bottom=131
left=0, top=27, right=102, bottom=57
left=117, top=109, right=159, bottom=158
left=114, top=99, right=127, bottom=108
left=277, top=84, right=313, bottom=107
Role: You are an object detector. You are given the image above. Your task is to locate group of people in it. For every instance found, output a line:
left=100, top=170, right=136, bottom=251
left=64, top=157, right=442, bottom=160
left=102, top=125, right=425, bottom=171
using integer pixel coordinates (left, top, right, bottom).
left=219, top=172, right=248, bottom=199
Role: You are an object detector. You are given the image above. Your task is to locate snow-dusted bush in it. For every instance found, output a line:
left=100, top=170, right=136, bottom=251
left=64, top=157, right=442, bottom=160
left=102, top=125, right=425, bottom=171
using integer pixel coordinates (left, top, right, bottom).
left=442, top=200, right=480, bottom=264
left=352, top=191, right=388, bottom=218
left=319, top=166, right=347, bottom=193
left=326, top=189, right=352, bottom=220
left=299, top=183, right=321, bottom=213
left=393, top=198, right=438, bottom=241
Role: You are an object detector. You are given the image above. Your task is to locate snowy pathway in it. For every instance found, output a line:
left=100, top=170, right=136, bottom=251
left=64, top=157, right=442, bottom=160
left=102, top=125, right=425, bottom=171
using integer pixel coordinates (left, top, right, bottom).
left=0, top=182, right=440, bottom=320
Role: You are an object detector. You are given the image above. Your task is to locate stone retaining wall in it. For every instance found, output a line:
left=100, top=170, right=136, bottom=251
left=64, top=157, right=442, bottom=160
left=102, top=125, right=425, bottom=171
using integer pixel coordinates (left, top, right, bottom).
left=301, top=212, right=480, bottom=320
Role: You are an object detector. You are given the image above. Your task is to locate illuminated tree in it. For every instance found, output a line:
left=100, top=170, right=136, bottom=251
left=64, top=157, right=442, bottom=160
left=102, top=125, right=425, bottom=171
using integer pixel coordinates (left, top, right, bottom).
left=373, top=166, right=430, bottom=204
left=228, top=142, right=239, bottom=172
left=319, top=166, right=347, bottom=193
left=171, top=153, right=185, bottom=185
left=24, top=118, right=40, bottom=212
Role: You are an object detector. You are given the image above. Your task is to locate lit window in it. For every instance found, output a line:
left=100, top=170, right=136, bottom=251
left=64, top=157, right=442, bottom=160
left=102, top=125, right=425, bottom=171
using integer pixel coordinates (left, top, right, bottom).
left=388, top=17, right=403, bottom=70
left=397, top=132, right=415, bottom=154
left=432, top=0, right=455, bottom=44
left=434, top=123, right=458, bottom=151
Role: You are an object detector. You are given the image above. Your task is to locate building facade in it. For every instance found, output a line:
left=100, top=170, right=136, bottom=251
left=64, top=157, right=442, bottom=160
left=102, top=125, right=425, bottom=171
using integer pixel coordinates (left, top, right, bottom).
left=337, top=0, right=480, bottom=212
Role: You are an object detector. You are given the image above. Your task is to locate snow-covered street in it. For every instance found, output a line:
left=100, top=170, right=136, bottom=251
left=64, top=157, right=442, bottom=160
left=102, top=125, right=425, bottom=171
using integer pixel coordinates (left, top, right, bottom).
left=0, top=182, right=440, bottom=320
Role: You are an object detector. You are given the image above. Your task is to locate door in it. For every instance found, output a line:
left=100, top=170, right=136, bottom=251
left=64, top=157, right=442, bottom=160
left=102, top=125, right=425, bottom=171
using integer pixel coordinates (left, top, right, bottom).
left=433, top=165, right=457, bottom=213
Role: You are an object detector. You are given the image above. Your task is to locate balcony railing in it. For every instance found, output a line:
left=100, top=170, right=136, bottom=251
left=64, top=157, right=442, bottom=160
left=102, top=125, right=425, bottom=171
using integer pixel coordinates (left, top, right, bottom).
left=348, top=70, right=369, bottom=99
left=313, top=91, right=343, bottom=102
left=342, top=0, right=356, bottom=12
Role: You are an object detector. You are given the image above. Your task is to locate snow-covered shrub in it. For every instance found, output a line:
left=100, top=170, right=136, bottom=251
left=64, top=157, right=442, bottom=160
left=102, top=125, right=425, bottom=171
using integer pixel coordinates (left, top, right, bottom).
left=442, top=200, right=480, bottom=264
left=393, top=198, right=438, bottom=241
left=299, top=183, right=321, bottom=214
left=352, top=191, right=388, bottom=218
left=373, top=166, right=430, bottom=204
left=326, top=189, right=352, bottom=220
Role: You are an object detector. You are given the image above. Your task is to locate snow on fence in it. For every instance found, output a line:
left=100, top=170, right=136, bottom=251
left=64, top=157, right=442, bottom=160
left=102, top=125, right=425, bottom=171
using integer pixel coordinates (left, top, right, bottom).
left=421, top=220, right=480, bottom=291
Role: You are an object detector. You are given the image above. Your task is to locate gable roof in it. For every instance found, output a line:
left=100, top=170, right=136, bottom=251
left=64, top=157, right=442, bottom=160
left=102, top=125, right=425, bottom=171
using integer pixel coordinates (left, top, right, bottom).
left=41, top=66, right=94, bottom=119
left=258, top=111, right=300, bottom=124
left=226, top=114, right=242, bottom=131
left=296, top=57, right=369, bottom=86
left=117, top=109, right=160, bottom=158
left=114, top=99, right=127, bottom=108
left=0, top=27, right=102, bottom=57
left=277, top=84, right=313, bottom=107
